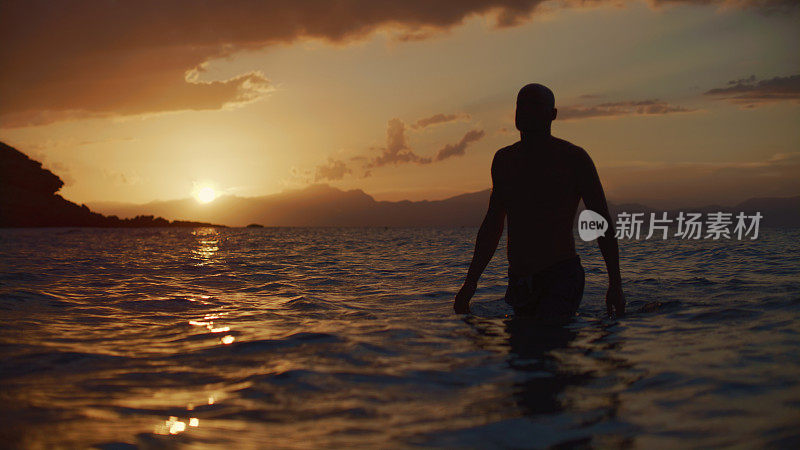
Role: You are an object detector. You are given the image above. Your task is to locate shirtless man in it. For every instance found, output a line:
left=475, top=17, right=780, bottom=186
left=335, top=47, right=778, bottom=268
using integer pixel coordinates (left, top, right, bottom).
left=453, top=83, right=625, bottom=320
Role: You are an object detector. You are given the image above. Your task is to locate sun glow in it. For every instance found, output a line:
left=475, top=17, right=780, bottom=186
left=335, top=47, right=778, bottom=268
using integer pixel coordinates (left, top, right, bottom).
left=194, top=186, right=217, bottom=203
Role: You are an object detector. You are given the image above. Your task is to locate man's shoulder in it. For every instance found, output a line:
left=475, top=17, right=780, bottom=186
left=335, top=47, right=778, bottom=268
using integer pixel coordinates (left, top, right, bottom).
left=552, top=136, right=591, bottom=164
left=551, top=136, right=585, bottom=153
left=494, top=142, right=519, bottom=157
left=492, top=137, right=590, bottom=160
left=491, top=142, right=518, bottom=166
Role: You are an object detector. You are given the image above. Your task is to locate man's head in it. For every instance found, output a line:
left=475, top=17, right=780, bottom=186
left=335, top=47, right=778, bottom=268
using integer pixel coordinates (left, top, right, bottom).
left=515, top=83, right=557, bottom=134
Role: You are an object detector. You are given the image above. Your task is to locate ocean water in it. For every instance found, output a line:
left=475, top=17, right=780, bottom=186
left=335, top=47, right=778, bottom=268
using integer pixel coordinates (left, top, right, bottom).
left=0, top=227, right=798, bottom=449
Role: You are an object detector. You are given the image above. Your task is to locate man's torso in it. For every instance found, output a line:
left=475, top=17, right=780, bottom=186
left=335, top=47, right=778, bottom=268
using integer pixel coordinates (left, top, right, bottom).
left=493, top=136, right=583, bottom=277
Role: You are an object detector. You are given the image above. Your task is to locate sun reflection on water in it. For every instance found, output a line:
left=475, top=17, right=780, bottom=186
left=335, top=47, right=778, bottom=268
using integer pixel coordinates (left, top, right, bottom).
left=156, top=415, right=199, bottom=435
left=188, top=312, right=235, bottom=345
left=191, top=228, right=220, bottom=263
left=148, top=332, right=224, bottom=438
left=188, top=319, right=229, bottom=333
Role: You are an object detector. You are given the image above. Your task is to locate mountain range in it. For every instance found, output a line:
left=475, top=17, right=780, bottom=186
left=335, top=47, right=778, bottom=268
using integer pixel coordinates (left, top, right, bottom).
left=1, top=140, right=796, bottom=228
left=90, top=184, right=800, bottom=228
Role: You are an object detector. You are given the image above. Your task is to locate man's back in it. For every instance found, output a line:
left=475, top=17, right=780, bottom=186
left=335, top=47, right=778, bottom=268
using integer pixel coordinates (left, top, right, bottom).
left=454, top=83, right=624, bottom=318
left=492, top=136, right=584, bottom=277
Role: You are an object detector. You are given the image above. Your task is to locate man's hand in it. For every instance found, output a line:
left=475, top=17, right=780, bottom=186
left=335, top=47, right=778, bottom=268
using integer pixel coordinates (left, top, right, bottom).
left=605, top=284, right=625, bottom=318
left=454, top=281, right=477, bottom=314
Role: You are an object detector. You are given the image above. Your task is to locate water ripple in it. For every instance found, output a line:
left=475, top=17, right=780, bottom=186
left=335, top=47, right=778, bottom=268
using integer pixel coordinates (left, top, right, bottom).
left=0, top=227, right=798, bottom=448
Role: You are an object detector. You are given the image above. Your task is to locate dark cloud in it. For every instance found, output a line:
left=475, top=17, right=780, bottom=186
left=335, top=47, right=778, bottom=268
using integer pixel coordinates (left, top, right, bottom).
left=703, top=74, right=800, bottom=107
left=558, top=99, right=695, bottom=120
left=393, top=29, right=441, bottom=42
left=314, top=158, right=352, bottom=182
left=0, top=0, right=552, bottom=127
left=366, top=118, right=486, bottom=168
left=1, top=69, right=272, bottom=128
left=649, top=0, right=797, bottom=13
left=434, top=129, right=486, bottom=161
left=411, top=113, right=471, bottom=129
left=312, top=117, right=485, bottom=180
left=1, top=0, right=789, bottom=127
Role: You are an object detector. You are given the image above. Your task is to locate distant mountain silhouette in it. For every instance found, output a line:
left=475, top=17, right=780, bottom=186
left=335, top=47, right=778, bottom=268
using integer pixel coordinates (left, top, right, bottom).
left=92, top=184, right=493, bottom=227
left=92, top=184, right=800, bottom=228
left=3, top=140, right=795, bottom=228
left=0, top=142, right=222, bottom=228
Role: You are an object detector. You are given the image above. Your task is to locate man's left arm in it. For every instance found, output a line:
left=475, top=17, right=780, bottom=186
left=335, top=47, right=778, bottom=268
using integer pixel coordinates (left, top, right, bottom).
left=575, top=147, right=625, bottom=317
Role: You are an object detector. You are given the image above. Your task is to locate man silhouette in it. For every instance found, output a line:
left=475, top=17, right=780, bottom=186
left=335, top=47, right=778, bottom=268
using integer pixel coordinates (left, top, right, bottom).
left=454, top=83, right=625, bottom=320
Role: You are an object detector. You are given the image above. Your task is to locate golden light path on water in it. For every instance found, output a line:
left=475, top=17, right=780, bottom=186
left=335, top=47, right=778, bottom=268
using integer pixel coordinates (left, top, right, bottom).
left=152, top=228, right=234, bottom=437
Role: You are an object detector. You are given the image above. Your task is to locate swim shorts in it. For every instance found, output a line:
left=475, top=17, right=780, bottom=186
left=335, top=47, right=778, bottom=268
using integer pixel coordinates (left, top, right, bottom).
left=505, top=255, right=585, bottom=323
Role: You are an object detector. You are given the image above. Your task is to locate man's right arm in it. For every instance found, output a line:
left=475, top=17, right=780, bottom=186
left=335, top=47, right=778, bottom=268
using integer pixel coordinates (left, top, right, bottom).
left=575, top=147, right=625, bottom=317
left=453, top=150, right=507, bottom=314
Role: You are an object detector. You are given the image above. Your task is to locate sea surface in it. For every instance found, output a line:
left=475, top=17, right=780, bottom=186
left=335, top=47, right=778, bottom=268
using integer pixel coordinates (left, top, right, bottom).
left=0, top=227, right=798, bottom=449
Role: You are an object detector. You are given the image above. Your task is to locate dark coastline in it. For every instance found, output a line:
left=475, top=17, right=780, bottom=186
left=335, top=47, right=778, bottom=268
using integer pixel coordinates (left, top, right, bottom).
left=0, top=141, right=223, bottom=228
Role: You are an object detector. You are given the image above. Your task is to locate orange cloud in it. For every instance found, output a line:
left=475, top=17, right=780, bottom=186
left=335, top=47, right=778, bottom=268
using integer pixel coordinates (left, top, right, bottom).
left=411, top=113, right=471, bottom=129
left=367, top=118, right=433, bottom=168
left=314, top=158, right=352, bottom=182
left=312, top=116, right=486, bottom=181
left=434, top=129, right=486, bottom=161
left=558, top=99, right=696, bottom=120
left=0, top=69, right=272, bottom=128
left=703, top=74, right=800, bottom=107
left=0, top=0, right=554, bottom=127
left=1, top=0, right=788, bottom=127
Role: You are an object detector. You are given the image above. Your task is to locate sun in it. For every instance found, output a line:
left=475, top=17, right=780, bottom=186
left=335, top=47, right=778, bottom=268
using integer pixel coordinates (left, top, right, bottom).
left=194, top=186, right=217, bottom=204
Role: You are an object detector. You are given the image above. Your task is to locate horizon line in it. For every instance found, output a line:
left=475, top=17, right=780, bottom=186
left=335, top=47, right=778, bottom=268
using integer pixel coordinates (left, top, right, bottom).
left=81, top=182, right=800, bottom=210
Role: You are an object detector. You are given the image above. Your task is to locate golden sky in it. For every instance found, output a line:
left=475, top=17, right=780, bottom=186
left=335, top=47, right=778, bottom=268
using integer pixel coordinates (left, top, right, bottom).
left=1, top=0, right=798, bottom=208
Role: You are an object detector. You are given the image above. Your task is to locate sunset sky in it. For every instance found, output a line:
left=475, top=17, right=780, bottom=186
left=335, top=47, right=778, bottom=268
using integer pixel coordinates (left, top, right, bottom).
left=1, top=0, right=798, bottom=208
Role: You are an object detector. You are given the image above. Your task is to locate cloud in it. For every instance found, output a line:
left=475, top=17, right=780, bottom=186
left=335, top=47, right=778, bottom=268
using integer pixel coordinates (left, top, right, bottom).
left=393, top=29, right=442, bottom=42
left=411, top=112, right=471, bottom=129
left=0, top=0, right=553, bottom=127
left=648, top=0, right=798, bottom=12
left=703, top=74, right=800, bottom=107
left=434, top=129, right=486, bottom=161
left=10, top=137, right=136, bottom=152
left=0, top=66, right=272, bottom=127
left=366, top=118, right=433, bottom=168
left=558, top=99, right=696, bottom=120
left=366, top=118, right=486, bottom=168
left=288, top=166, right=312, bottom=182
left=103, top=169, right=143, bottom=187
left=314, top=158, right=352, bottom=182
left=311, top=116, right=485, bottom=180
left=1, top=0, right=790, bottom=127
